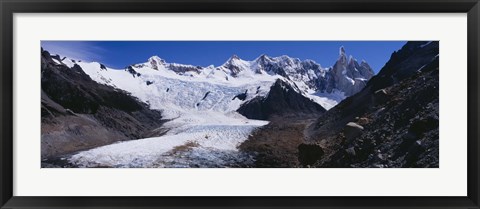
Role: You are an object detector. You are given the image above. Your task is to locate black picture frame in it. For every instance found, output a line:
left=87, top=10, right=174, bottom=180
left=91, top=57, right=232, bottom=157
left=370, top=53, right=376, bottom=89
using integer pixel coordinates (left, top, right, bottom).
left=1, top=0, right=479, bottom=208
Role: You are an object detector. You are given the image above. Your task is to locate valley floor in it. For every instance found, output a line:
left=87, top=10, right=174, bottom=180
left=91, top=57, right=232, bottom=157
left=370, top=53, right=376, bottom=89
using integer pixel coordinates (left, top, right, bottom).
left=66, top=111, right=269, bottom=168
left=239, top=116, right=319, bottom=168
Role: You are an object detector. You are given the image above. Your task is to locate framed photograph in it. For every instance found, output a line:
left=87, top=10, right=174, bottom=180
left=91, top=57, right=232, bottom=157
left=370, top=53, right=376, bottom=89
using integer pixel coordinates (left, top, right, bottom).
left=1, top=0, right=479, bottom=208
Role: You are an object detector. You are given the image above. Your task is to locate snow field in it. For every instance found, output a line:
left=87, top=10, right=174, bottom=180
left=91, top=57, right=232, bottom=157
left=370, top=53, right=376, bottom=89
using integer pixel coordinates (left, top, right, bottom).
left=58, top=54, right=345, bottom=167
left=69, top=111, right=268, bottom=168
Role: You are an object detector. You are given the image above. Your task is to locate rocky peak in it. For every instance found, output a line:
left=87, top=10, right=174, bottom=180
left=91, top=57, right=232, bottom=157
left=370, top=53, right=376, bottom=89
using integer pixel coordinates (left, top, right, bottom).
left=255, top=54, right=272, bottom=65
left=148, top=55, right=166, bottom=63
left=223, top=54, right=245, bottom=66
left=327, top=46, right=375, bottom=96
left=148, top=56, right=166, bottom=70
left=237, top=79, right=326, bottom=120
left=219, top=54, right=252, bottom=76
left=258, top=54, right=269, bottom=60
left=348, top=55, right=355, bottom=65
left=338, top=46, right=348, bottom=63
left=230, top=54, right=240, bottom=60
left=360, top=60, right=371, bottom=69
left=223, top=54, right=247, bottom=66
left=339, top=46, right=346, bottom=56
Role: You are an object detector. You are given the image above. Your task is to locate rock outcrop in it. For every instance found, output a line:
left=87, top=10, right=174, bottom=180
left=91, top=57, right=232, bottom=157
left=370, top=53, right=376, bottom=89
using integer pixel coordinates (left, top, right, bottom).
left=237, top=79, right=327, bottom=120
left=41, top=48, right=165, bottom=161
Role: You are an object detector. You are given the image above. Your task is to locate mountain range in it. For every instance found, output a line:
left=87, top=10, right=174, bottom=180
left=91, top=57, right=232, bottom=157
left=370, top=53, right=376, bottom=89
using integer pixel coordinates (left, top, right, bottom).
left=41, top=42, right=438, bottom=168
left=52, top=46, right=373, bottom=114
left=41, top=46, right=374, bottom=167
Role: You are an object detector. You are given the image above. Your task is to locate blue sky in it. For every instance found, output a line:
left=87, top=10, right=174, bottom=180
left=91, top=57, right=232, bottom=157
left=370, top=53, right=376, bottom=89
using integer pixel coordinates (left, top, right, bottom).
left=41, top=41, right=407, bottom=73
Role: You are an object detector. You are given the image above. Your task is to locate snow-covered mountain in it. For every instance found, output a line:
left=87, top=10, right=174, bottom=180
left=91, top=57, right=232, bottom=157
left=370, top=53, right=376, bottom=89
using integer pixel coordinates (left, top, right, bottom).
left=55, top=46, right=373, bottom=117
left=44, top=47, right=376, bottom=168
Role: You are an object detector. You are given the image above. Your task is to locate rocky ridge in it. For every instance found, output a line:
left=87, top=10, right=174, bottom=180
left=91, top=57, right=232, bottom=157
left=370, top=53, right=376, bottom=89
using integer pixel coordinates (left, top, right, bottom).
left=240, top=41, right=439, bottom=168
left=41, top=48, right=165, bottom=162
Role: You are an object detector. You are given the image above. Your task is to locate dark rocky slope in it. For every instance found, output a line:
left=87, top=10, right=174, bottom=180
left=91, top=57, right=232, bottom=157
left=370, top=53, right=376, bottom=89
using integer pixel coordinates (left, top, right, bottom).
left=41, top=49, right=165, bottom=161
left=237, top=79, right=326, bottom=120
left=303, top=41, right=439, bottom=168
left=240, top=41, right=439, bottom=168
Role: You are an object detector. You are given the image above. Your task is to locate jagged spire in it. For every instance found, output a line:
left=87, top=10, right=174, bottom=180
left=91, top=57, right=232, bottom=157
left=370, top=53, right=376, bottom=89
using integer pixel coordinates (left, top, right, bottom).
left=347, top=55, right=358, bottom=68
left=338, top=46, right=348, bottom=63
left=339, top=46, right=346, bottom=56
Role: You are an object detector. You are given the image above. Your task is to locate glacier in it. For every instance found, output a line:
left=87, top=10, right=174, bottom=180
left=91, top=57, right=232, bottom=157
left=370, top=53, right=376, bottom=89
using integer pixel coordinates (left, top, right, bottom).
left=54, top=52, right=368, bottom=168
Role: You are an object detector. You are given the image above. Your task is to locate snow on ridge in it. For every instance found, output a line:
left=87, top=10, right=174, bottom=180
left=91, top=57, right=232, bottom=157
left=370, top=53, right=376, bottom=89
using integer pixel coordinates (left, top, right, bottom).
left=65, top=57, right=276, bottom=167
left=52, top=52, right=356, bottom=168
left=74, top=59, right=281, bottom=119
left=308, top=90, right=346, bottom=110
left=420, top=41, right=433, bottom=48
left=55, top=52, right=346, bottom=114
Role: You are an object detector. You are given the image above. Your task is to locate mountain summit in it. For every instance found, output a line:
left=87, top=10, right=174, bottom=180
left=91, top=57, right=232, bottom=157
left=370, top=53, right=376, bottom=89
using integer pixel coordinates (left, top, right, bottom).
left=135, top=47, right=374, bottom=98
left=329, top=46, right=375, bottom=96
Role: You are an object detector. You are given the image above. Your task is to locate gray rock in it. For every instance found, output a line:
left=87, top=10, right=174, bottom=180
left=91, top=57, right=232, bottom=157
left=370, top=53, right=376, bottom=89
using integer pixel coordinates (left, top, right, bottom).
left=357, top=117, right=370, bottom=125
left=345, top=147, right=356, bottom=156
left=329, top=47, right=374, bottom=96
left=374, top=88, right=389, bottom=104
left=344, top=122, right=364, bottom=141
left=376, top=153, right=386, bottom=161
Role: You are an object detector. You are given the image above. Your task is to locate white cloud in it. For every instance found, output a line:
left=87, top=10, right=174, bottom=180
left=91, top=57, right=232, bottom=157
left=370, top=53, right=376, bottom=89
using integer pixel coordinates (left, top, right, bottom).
left=41, top=41, right=106, bottom=62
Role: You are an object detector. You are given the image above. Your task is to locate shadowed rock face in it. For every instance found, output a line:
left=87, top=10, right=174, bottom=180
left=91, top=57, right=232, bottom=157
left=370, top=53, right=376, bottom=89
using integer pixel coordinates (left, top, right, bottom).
left=41, top=49, right=165, bottom=160
left=304, top=41, right=439, bottom=168
left=237, top=79, right=327, bottom=120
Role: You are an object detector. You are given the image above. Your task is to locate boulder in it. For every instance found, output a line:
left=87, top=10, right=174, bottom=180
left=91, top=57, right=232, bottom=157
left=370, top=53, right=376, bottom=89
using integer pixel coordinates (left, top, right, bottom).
left=405, top=140, right=426, bottom=167
left=345, top=147, right=356, bottom=156
left=344, top=122, right=364, bottom=141
left=409, top=116, right=439, bottom=136
left=374, top=88, right=389, bottom=104
left=357, top=117, right=370, bottom=125
left=298, top=143, right=324, bottom=166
